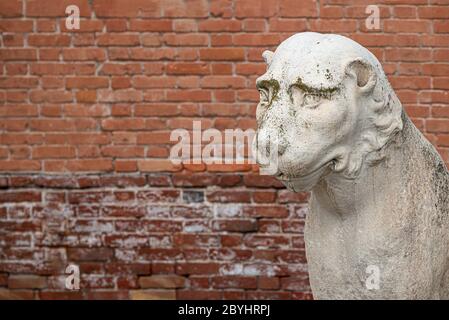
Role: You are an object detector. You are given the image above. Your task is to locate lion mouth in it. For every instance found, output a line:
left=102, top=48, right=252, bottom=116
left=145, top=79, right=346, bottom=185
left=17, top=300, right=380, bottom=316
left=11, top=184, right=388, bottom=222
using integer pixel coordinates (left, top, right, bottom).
left=274, top=162, right=332, bottom=182
left=275, top=172, right=297, bottom=181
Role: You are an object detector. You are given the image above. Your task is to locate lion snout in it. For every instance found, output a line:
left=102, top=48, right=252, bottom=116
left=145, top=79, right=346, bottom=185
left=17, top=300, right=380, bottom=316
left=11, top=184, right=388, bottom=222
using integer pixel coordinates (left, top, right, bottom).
left=254, top=127, right=288, bottom=169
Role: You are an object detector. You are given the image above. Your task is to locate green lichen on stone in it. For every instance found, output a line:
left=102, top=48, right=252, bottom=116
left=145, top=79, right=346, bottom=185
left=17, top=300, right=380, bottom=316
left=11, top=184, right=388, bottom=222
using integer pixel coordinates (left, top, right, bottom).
left=291, top=77, right=339, bottom=100
left=257, top=79, right=280, bottom=107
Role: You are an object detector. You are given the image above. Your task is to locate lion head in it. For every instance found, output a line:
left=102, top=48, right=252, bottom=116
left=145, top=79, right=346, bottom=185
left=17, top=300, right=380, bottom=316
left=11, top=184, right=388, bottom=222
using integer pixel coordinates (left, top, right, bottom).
left=254, top=32, right=403, bottom=192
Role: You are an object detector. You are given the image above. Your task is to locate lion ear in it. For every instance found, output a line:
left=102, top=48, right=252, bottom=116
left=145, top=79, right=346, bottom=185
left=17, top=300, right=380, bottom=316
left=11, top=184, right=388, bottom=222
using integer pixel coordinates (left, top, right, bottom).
left=345, top=58, right=377, bottom=94
left=262, top=50, right=274, bottom=65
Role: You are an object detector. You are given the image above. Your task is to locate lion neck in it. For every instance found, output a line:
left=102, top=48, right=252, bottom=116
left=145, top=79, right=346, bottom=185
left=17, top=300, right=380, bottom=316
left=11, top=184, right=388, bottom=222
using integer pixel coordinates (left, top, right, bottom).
left=310, top=111, right=416, bottom=219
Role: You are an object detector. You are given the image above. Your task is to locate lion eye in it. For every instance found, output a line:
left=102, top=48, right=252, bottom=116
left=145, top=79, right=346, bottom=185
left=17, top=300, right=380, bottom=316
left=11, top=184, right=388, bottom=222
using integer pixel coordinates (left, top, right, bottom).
left=302, top=93, right=321, bottom=108
left=258, top=88, right=269, bottom=105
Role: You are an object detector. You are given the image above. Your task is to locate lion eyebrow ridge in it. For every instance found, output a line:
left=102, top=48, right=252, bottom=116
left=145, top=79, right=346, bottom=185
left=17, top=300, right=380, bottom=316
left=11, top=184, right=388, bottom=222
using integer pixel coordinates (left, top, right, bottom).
left=289, top=77, right=340, bottom=100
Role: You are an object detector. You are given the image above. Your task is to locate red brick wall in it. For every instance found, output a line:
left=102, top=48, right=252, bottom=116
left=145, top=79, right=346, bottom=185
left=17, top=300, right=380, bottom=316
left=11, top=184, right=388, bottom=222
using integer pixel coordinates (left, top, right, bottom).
left=0, top=0, right=448, bottom=299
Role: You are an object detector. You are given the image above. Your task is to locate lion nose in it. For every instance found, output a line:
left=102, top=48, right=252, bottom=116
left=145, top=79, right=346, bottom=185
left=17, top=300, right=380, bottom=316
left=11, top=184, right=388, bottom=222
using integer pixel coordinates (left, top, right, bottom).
left=254, top=129, right=287, bottom=166
left=276, top=137, right=287, bottom=156
left=262, top=136, right=287, bottom=156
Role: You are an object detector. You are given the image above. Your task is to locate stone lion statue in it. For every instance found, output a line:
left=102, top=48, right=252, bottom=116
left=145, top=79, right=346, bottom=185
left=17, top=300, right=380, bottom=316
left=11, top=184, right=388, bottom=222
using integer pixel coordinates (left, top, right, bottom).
left=254, top=32, right=449, bottom=299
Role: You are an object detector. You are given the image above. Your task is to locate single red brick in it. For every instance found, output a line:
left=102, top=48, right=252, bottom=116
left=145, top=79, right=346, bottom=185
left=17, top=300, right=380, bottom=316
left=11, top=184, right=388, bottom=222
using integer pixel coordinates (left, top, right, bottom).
left=28, top=35, right=71, bottom=46
left=0, top=289, right=35, bottom=300
left=253, top=191, right=277, bottom=203
left=0, top=191, right=41, bottom=202
left=200, top=48, right=245, bottom=61
left=63, top=48, right=106, bottom=61
left=130, top=290, right=176, bottom=300
left=0, top=20, right=33, bottom=32
left=32, top=146, right=76, bottom=159
left=67, top=248, right=114, bottom=261
left=65, top=159, right=113, bottom=172
left=207, top=190, right=251, bottom=203
left=97, top=34, right=140, bottom=46
left=176, top=262, right=220, bottom=275
left=211, top=276, right=257, bottom=289
left=279, top=0, right=318, bottom=17
left=243, top=205, right=289, bottom=218
left=212, top=219, right=258, bottom=232
left=27, top=0, right=90, bottom=17
left=235, top=0, right=277, bottom=18
left=8, top=275, right=47, bottom=289
left=139, top=275, right=186, bottom=289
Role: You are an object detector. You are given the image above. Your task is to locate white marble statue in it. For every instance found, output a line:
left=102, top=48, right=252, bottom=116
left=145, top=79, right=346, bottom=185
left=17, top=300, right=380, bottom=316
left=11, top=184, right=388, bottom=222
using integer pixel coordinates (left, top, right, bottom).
left=254, top=32, right=449, bottom=299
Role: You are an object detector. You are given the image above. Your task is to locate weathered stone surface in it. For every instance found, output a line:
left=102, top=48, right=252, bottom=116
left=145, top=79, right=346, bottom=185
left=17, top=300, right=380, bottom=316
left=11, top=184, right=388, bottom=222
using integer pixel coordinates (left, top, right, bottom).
left=255, top=32, right=449, bottom=299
